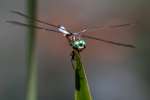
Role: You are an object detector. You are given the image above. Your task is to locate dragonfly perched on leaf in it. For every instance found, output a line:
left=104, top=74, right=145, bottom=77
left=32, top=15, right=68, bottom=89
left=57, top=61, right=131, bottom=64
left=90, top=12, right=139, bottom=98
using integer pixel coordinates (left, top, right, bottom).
left=7, top=10, right=136, bottom=53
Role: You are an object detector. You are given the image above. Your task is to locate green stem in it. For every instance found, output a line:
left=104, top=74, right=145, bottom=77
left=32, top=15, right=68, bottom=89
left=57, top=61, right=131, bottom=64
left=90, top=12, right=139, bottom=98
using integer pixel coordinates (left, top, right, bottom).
left=26, top=0, right=38, bottom=100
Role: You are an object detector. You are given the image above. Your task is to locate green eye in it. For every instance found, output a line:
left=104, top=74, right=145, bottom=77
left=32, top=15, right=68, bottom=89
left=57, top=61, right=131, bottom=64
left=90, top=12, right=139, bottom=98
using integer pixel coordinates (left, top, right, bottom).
left=79, top=43, right=83, bottom=46
left=80, top=40, right=86, bottom=45
left=72, top=40, right=86, bottom=49
left=75, top=41, right=80, bottom=45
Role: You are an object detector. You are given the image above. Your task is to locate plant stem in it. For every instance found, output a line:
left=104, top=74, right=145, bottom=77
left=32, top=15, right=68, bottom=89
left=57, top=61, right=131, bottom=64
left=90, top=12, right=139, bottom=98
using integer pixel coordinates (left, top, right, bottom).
left=26, top=0, right=38, bottom=100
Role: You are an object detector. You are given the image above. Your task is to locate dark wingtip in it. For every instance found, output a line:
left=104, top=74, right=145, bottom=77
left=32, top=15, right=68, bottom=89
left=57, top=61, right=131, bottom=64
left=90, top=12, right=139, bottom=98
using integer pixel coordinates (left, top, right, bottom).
left=130, top=45, right=136, bottom=48
left=125, top=44, right=136, bottom=48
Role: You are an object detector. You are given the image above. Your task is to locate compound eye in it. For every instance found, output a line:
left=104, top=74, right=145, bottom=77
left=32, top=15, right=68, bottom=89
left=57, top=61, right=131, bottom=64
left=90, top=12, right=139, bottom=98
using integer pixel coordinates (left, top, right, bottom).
left=79, top=43, right=83, bottom=47
left=73, top=40, right=86, bottom=49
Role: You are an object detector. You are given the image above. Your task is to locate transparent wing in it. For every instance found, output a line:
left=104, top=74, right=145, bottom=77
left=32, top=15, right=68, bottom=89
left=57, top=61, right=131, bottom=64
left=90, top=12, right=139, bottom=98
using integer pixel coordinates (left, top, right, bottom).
left=109, top=23, right=132, bottom=28
left=82, top=35, right=136, bottom=48
left=6, top=20, right=61, bottom=33
left=11, top=10, right=59, bottom=28
left=11, top=10, right=72, bottom=33
left=79, top=23, right=134, bottom=34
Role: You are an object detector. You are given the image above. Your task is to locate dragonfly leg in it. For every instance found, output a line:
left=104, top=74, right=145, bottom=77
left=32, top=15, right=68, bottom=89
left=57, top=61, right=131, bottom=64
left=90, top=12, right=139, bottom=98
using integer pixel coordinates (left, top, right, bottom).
left=70, top=51, right=76, bottom=70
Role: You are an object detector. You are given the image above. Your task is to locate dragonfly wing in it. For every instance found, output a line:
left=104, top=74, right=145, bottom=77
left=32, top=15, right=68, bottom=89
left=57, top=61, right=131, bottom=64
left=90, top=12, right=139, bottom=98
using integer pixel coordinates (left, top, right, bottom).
left=80, top=23, right=134, bottom=34
left=82, top=35, right=136, bottom=48
left=6, top=20, right=61, bottom=33
left=109, top=23, right=133, bottom=28
left=11, top=10, right=59, bottom=28
left=11, top=10, right=73, bottom=33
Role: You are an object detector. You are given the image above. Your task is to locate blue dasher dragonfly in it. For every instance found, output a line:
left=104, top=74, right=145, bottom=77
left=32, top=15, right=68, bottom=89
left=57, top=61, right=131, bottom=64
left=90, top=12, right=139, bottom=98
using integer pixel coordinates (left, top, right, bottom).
left=7, top=10, right=136, bottom=52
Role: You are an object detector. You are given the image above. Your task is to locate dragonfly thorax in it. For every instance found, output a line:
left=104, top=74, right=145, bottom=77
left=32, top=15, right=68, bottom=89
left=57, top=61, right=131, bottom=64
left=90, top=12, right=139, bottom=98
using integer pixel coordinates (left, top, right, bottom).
left=66, top=34, right=86, bottom=51
left=58, top=25, right=86, bottom=51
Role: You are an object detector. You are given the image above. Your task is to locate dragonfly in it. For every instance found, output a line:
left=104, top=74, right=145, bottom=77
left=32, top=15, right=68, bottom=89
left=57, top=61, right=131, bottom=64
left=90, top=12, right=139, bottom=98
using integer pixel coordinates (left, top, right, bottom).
left=6, top=11, right=136, bottom=91
left=7, top=10, right=135, bottom=51
left=7, top=10, right=136, bottom=57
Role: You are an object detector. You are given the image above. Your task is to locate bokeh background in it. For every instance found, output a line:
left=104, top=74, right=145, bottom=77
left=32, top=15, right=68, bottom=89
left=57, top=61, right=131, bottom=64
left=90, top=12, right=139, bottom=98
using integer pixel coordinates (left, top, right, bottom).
left=0, top=0, right=150, bottom=100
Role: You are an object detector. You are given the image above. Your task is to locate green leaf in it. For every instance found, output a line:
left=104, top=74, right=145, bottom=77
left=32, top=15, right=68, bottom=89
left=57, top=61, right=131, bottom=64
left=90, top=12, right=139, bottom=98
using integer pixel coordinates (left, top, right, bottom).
left=73, top=50, right=93, bottom=100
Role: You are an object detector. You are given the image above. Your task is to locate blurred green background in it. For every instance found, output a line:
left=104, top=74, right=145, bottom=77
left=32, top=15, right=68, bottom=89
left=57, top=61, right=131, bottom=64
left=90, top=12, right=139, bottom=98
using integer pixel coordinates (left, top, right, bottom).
left=0, top=0, right=150, bottom=100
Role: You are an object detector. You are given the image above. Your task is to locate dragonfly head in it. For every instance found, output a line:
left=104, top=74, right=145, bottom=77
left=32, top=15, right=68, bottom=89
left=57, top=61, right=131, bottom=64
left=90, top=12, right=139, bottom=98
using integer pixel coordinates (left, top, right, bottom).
left=72, top=39, right=86, bottom=51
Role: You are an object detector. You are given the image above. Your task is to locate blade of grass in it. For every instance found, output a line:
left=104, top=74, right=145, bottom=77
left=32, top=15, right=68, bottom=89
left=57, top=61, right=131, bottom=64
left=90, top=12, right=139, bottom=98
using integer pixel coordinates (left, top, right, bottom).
left=26, top=0, right=38, bottom=100
left=73, top=49, right=93, bottom=100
